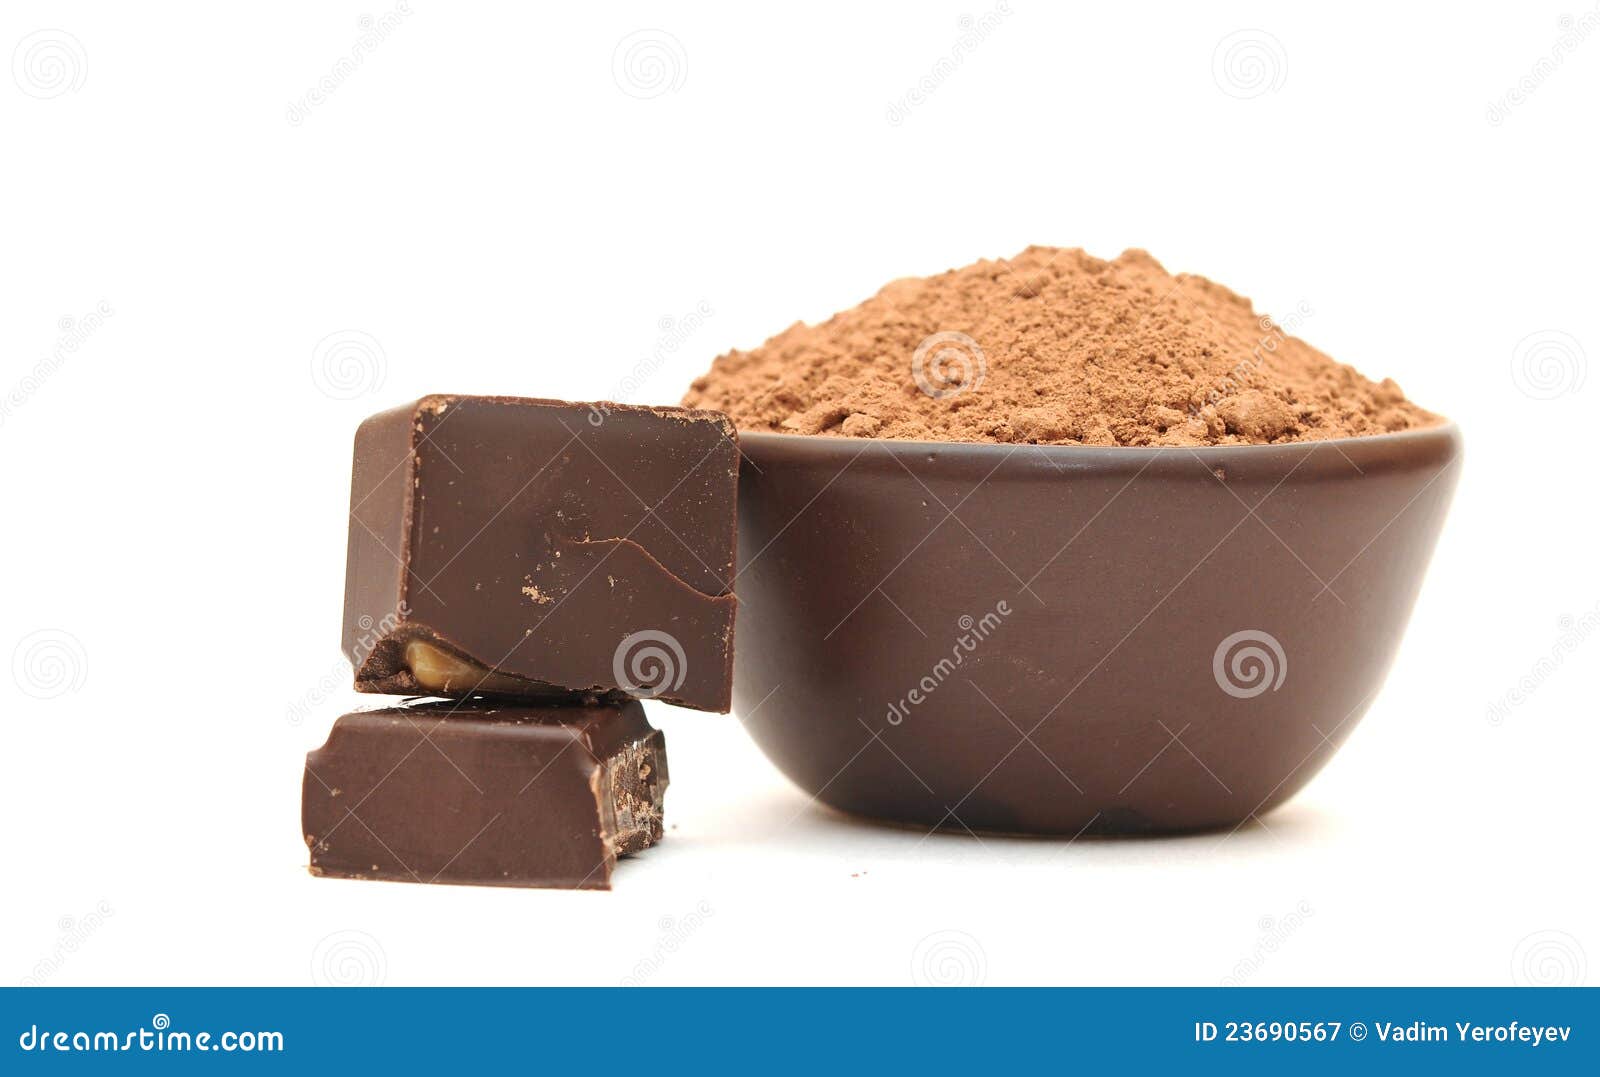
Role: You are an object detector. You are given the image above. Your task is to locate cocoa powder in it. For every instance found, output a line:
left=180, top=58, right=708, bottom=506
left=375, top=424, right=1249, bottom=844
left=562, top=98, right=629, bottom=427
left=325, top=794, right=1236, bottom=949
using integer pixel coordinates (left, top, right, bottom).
left=683, top=247, right=1440, bottom=446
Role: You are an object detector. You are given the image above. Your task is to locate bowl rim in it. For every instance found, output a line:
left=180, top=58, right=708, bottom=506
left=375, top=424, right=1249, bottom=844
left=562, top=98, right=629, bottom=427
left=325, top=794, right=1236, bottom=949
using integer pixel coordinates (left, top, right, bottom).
left=736, top=421, right=1462, bottom=481
left=738, top=420, right=1460, bottom=459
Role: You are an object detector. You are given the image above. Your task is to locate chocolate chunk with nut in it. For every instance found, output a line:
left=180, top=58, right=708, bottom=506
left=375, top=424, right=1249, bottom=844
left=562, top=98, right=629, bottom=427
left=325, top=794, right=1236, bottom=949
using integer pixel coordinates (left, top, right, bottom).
left=342, top=395, right=738, bottom=711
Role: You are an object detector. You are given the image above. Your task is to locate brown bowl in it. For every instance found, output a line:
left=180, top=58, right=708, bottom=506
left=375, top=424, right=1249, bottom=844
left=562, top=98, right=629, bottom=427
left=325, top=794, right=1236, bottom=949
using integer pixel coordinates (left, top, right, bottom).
left=732, top=424, right=1462, bottom=835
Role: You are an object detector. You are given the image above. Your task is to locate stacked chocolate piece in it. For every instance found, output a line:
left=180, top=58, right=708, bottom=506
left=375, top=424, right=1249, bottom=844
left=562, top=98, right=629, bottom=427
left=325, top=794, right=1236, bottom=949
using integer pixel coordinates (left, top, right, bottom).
left=302, top=395, right=740, bottom=889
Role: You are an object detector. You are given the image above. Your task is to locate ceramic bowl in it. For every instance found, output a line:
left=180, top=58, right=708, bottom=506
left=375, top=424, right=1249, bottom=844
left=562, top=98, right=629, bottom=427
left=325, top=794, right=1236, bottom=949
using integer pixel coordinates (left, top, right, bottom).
left=731, top=424, right=1462, bottom=834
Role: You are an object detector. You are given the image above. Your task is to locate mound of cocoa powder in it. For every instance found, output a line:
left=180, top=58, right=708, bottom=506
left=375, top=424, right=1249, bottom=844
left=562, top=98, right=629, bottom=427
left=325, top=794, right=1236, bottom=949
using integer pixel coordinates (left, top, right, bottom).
left=683, top=247, right=1440, bottom=446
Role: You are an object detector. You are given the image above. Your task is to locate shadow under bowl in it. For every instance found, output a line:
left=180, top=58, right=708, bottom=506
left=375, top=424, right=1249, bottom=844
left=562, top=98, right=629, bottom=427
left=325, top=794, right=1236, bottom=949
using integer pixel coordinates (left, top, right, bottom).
left=731, top=424, right=1462, bottom=836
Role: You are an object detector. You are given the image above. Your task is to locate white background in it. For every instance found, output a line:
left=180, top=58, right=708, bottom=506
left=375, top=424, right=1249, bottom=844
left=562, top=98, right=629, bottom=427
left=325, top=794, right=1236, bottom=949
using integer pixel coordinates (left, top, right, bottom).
left=2, top=2, right=1595, bottom=987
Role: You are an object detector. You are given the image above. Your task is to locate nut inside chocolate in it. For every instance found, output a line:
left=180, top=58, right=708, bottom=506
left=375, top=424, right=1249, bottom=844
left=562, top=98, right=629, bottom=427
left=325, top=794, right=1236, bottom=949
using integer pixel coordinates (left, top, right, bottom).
left=403, top=638, right=548, bottom=696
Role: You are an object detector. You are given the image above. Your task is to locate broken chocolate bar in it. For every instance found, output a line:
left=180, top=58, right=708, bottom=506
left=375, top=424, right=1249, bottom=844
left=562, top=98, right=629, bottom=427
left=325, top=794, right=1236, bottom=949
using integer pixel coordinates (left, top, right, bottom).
left=302, top=700, right=667, bottom=890
left=343, top=395, right=738, bottom=711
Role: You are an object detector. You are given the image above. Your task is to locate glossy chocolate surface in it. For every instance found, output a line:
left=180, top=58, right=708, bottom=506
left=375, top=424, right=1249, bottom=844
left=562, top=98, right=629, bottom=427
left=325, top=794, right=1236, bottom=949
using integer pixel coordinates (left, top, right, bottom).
left=343, top=395, right=738, bottom=711
left=302, top=699, right=667, bottom=889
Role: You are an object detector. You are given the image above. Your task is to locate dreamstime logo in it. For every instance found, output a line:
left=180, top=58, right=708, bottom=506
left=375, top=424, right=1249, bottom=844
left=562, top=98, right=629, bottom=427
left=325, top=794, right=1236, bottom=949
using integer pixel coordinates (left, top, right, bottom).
left=612, top=630, right=687, bottom=698
left=887, top=601, right=1011, bottom=725
left=1510, top=330, right=1587, bottom=400
left=911, top=929, right=987, bottom=986
left=912, top=331, right=986, bottom=399
left=311, top=330, right=387, bottom=400
left=12, top=629, right=88, bottom=700
left=1222, top=901, right=1314, bottom=986
left=12, top=29, right=87, bottom=99
left=1, top=301, right=114, bottom=427
left=1511, top=930, right=1587, bottom=986
left=287, top=607, right=408, bottom=725
left=1190, top=302, right=1313, bottom=417
left=612, top=29, right=687, bottom=99
left=588, top=301, right=715, bottom=426
left=285, top=2, right=413, bottom=125
left=1487, top=10, right=1600, bottom=125
left=885, top=2, right=1014, bottom=126
left=17, top=1013, right=283, bottom=1053
left=20, top=900, right=114, bottom=986
left=1212, top=629, right=1287, bottom=699
left=310, top=929, right=387, bottom=986
left=620, top=900, right=714, bottom=985
left=1211, top=29, right=1287, bottom=100
left=1486, top=603, right=1600, bottom=726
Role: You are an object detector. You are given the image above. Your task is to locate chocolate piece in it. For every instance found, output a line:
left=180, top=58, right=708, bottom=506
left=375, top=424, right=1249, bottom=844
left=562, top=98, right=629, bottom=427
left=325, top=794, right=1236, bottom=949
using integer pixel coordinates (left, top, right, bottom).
left=302, top=700, right=667, bottom=890
left=343, top=395, right=738, bottom=711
